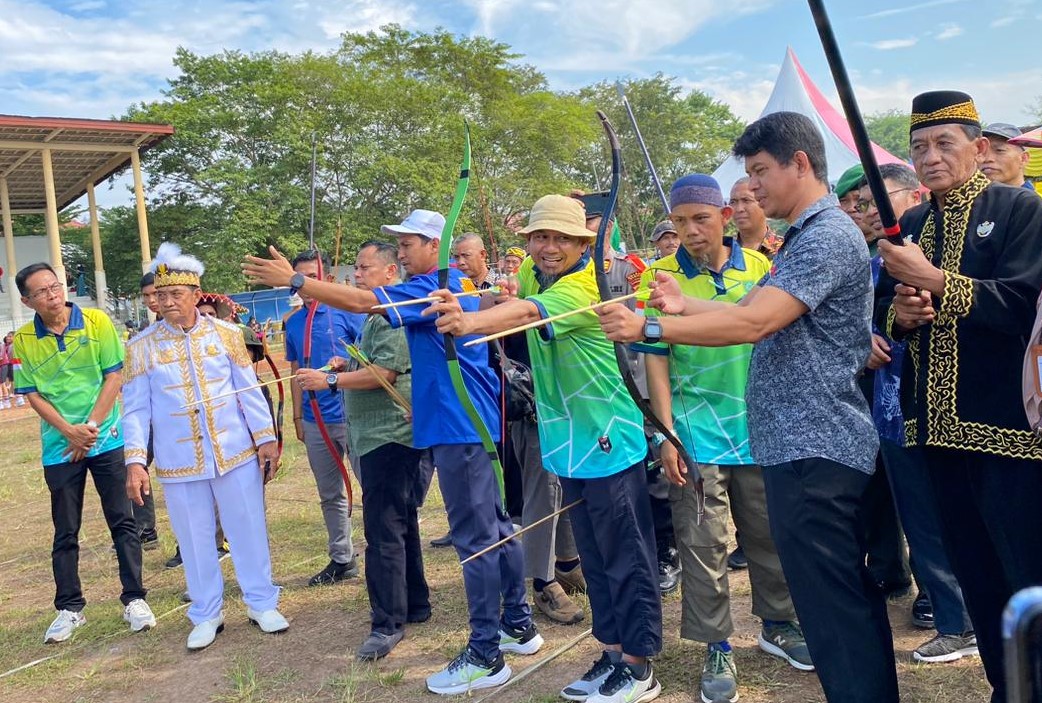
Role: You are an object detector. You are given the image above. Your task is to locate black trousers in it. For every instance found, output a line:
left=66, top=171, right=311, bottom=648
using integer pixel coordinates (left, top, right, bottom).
left=359, top=442, right=431, bottom=635
left=763, top=457, right=898, bottom=703
left=43, top=447, right=145, bottom=611
left=561, top=462, right=662, bottom=656
left=923, top=448, right=1042, bottom=703
left=861, top=451, right=910, bottom=589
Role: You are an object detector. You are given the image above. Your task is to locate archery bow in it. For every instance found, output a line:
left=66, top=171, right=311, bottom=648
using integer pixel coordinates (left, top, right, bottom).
left=594, top=111, right=704, bottom=521
left=301, top=133, right=355, bottom=515
left=616, top=82, right=671, bottom=217
left=438, top=123, right=507, bottom=504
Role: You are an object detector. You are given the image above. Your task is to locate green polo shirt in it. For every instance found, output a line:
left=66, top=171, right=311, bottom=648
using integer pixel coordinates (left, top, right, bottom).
left=632, top=239, right=769, bottom=466
left=518, top=253, right=646, bottom=479
left=13, top=304, right=124, bottom=466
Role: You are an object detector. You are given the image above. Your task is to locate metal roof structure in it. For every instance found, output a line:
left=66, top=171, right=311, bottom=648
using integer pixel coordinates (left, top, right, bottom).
left=0, top=114, right=173, bottom=213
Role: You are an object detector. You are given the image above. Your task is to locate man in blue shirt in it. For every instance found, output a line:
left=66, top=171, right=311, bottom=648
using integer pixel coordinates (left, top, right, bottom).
left=284, top=250, right=362, bottom=587
left=244, top=210, right=540, bottom=696
left=598, top=112, right=898, bottom=703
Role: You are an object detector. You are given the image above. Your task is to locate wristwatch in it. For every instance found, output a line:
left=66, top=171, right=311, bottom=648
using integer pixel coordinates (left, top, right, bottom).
left=650, top=432, right=667, bottom=448
left=289, top=272, right=306, bottom=294
left=643, top=317, right=663, bottom=344
left=326, top=372, right=339, bottom=393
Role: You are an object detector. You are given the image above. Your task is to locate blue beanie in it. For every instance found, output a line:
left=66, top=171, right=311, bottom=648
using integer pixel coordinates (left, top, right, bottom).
left=670, top=174, right=724, bottom=210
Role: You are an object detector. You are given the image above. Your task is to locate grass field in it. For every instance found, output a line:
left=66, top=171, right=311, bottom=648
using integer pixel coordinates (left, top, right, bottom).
left=0, top=400, right=989, bottom=703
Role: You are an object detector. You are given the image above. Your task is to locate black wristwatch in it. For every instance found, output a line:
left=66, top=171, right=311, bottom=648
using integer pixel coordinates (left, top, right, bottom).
left=289, top=272, right=306, bottom=294
left=326, top=372, right=339, bottom=393
left=643, top=317, right=663, bottom=344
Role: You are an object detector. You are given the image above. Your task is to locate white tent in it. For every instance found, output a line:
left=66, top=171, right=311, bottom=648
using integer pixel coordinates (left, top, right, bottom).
left=713, top=47, right=905, bottom=194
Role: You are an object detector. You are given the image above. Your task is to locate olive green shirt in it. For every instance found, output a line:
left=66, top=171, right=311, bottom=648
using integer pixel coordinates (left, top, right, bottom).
left=344, top=314, right=413, bottom=456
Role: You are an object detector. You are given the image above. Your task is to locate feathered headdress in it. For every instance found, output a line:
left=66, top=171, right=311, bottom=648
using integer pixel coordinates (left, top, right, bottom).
left=151, top=242, right=205, bottom=288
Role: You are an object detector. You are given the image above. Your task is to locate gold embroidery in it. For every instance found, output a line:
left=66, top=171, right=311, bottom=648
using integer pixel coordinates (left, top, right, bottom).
left=910, top=101, right=980, bottom=128
left=884, top=304, right=898, bottom=339
left=905, top=171, right=1042, bottom=459
left=941, top=271, right=974, bottom=320
left=125, top=448, right=148, bottom=461
left=153, top=267, right=200, bottom=288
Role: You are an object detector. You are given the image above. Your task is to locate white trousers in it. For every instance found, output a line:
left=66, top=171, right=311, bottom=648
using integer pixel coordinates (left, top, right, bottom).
left=163, top=461, right=279, bottom=624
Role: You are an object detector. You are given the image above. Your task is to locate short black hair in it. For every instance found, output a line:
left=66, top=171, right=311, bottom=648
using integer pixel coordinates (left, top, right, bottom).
left=732, top=112, right=828, bottom=184
left=16, top=262, right=56, bottom=297
left=291, top=249, right=332, bottom=271
left=140, top=272, right=155, bottom=289
left=357, top=240, right=398, bottom=267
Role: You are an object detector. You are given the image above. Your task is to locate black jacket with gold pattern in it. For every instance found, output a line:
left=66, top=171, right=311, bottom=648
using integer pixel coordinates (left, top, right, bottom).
left=875, top=171, right=1042, bottom=459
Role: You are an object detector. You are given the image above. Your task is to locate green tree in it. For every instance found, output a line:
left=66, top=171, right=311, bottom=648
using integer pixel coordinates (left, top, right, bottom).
left=574, top=76, right=745, bottom=251
left=865, top=109, right=910, bottom=162
left=117, top=26, right=748, bottom=293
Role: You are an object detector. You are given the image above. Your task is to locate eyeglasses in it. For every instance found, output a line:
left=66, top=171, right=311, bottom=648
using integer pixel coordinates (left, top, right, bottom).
left=28, top=282, right=64, bottom=301
left=856, top=188, right=914, bottom=213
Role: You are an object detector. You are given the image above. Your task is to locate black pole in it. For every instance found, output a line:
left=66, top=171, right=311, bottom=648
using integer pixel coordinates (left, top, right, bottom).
left=807, top=0, right=903, bottom=245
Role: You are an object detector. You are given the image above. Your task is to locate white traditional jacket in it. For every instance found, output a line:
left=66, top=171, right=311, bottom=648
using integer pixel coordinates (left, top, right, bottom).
left=122, top=315, right=276, bottom=483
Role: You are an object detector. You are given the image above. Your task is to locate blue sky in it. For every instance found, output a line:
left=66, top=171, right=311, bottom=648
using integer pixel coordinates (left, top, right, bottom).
left=2, top=0, right=1040, bottom=209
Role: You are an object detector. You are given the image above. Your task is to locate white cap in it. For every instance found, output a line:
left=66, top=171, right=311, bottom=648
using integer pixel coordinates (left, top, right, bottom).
left=380, top=209, right=446, bottom=240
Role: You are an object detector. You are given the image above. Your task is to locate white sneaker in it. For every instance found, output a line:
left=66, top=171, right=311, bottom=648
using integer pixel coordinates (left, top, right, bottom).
left=15, top=396, right=25, bottom=406
left=587, top=661, right=661, bottom=703
left=187, top=613, right=225, bottom=650
left=44, top=609, right=86, bottom=643
left=123, top=599, right=156, bottom=632
left=561, top=651, right=617, bottom=701
left=246, top=607, right=289, bottom=633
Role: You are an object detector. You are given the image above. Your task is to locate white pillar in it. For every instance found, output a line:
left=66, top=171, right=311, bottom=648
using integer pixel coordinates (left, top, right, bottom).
left=0, top=177, right=23, bottom=325
left=130, top=150, right=152, bottom=272
left=40, top=148, right=67, bottom=287
left=86, top=182, right=108, bottom=310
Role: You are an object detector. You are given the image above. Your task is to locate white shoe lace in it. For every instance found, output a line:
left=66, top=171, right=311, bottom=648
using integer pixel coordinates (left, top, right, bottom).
left=126, top=600, right=151, bottom=619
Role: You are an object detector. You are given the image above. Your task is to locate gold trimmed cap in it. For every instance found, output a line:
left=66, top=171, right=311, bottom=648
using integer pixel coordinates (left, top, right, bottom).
left=910, top=90, right=980, bottom=134
left=150, top=242, right=204, bottom=288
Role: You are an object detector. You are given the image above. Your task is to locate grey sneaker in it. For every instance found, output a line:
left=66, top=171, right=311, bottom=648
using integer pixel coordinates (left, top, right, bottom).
left=758, top=621, right=814, bottom=671
left=700, top=646, right=738, bottom=703
left=913, top=632, right=978, bottom=663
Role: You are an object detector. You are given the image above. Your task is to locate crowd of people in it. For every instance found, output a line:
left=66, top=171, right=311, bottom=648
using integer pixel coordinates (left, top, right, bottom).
left=10, top=88, right=1041, bottom=703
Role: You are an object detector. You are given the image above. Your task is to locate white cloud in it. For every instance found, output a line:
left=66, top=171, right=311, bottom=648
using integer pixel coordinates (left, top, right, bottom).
left=991, top=16, right=1016, bottom=26
left=936, top=23, right=964, bottom=40
left=866, top=38, right=919, bottom=50
left=859, top=0, right=967, bottom=20
left=68, top=0, right=106, bottom=11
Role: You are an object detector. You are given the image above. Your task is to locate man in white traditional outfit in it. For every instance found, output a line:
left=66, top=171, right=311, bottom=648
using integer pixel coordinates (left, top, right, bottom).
left=123, top=243, right=287, bottom=651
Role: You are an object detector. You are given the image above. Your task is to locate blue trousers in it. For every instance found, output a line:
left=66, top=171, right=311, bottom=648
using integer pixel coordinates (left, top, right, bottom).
left=560, top=462, right=662, bottom=657
left=432, top=443, right=531, bottom=661
left=763, top=458, right=898, bottom=703
left=880, top=440, right=971, bottom=635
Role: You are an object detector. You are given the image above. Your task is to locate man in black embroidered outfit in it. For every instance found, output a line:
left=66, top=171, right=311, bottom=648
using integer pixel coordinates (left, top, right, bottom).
left=875, top=90, right=1042, bottom=703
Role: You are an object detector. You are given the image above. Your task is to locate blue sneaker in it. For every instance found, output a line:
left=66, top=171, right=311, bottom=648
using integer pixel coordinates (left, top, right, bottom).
left=426, top=648, right=511, bottom=695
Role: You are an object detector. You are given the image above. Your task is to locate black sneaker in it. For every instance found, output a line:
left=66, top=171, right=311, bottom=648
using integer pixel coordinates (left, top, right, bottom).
left=912, top=590, right=934, bottom=629
left=430, top=532, right=453, bottom=548
left=658, top=548, right=680, bottom=595
left=308, top=557, right=359, bottom=586
left=498, top=621, right=544, bottom=654
left=407, top=608, right=432, bottom=623
left=140, top=532, right=160, bottom=552
left=726, top=545, right=748, bottom=570
left=165, top=547, right=183, bottom=569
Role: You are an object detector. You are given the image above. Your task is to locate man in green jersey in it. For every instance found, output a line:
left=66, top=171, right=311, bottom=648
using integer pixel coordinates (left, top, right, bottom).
left=427, top=194, right=663, bottom=703
left=14, top=262, right=155, bottom=644
left=632, top=174, right=811, bottom=703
